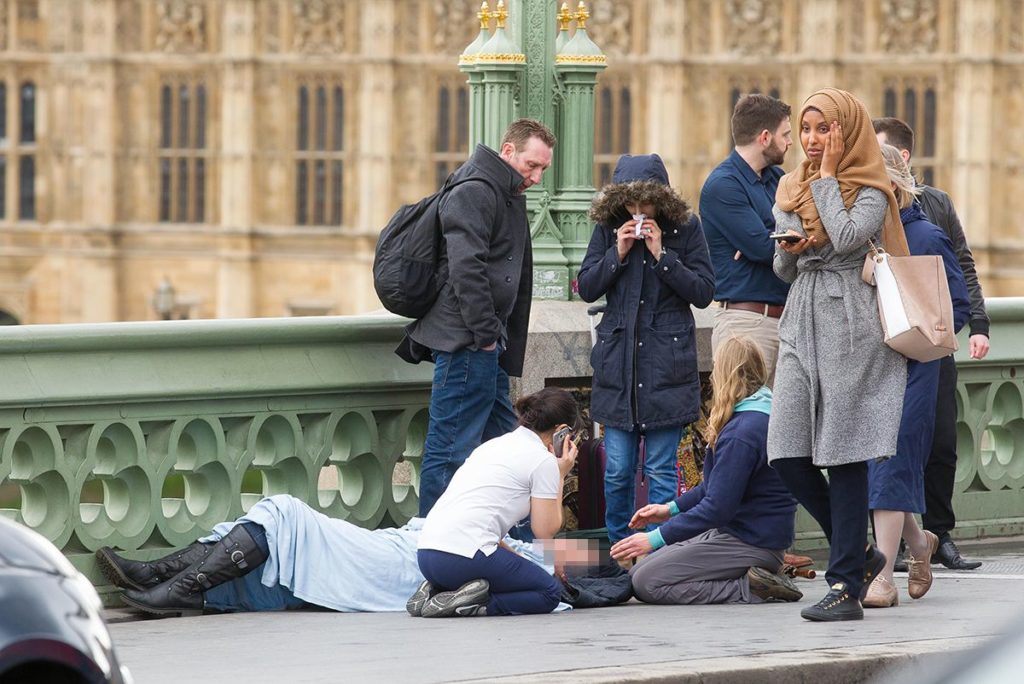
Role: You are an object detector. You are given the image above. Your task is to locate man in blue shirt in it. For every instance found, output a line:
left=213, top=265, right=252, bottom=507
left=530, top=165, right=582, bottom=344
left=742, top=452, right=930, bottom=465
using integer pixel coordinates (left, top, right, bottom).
left=700, top=94, right=792, bottom=384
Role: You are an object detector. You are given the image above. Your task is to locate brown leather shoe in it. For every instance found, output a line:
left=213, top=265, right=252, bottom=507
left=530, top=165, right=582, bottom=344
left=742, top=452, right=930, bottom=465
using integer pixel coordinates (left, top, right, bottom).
left=908, top=531, right=939, bottom=599
left=862, top=575, right=899, bottom=608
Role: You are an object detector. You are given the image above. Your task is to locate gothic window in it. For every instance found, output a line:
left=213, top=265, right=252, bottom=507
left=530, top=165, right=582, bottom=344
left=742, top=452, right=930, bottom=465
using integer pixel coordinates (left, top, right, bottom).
left=433, top=79, right=469, bottom=189
left=158, top=80, right=209, bottom=223
left=883, top=79, right=938, bottom=186
left=594, top=81, right=632, bottom=188
left=295, top=80, right=347, bottom=226
left=1, top=80, right=38, bottom=221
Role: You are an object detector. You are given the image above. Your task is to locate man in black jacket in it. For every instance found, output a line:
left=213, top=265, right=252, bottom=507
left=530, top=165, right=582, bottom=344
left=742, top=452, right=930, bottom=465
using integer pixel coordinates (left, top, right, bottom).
left=402, top=119, right=556, bottom=516
left=874, top=117, right=988, bottom=570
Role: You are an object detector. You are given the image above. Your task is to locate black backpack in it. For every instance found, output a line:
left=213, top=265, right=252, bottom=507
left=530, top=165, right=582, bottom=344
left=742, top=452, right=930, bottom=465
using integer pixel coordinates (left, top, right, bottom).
left=373, top=174, right=497, bottom=319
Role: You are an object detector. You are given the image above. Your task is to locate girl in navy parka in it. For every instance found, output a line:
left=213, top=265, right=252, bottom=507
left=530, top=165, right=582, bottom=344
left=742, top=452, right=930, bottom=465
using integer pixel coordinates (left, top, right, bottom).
left=577, top=154, right=715, bottom=544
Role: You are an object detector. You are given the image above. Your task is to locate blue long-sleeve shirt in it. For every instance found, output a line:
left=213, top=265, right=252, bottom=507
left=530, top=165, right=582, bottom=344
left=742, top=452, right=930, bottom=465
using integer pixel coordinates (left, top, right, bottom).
left=699, top=151, right=789, bottom=305
left=656, top=411, right=797, bottom=550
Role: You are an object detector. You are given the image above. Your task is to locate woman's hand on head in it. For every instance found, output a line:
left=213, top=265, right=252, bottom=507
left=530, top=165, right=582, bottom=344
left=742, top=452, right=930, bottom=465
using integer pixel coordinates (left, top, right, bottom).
left=819, top=121, right=843, bottom=178
left=610, top=532, right=653, bottom=561
left=628, top=503, right=671, bottom=529
left=616, top=221, right=641, bottom=262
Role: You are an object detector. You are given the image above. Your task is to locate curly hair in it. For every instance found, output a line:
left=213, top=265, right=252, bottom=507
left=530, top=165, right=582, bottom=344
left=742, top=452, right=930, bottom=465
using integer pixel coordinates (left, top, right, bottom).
left=589, top=181, right=692, bottom=226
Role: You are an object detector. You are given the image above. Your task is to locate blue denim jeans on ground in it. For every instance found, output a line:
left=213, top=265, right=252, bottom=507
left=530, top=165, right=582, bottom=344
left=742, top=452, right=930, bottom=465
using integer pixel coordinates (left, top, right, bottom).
left=418, top=547, right=561, bottom=616
left=202, top=522, right=309, bottom=613
left=417, top=346, right=518, bottom=517
left=603, top=425, right=683, bottom=543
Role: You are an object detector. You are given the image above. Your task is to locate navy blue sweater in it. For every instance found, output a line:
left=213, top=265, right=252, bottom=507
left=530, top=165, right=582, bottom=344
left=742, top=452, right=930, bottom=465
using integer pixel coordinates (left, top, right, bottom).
left=658, top=411, right=796, bottom=550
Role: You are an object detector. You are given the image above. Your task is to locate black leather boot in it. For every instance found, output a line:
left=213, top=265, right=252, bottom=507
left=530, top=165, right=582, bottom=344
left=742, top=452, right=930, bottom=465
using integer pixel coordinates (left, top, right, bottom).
left=120, top=525, right=268, bottom=617
left=96, top=542, right=214, bottom=591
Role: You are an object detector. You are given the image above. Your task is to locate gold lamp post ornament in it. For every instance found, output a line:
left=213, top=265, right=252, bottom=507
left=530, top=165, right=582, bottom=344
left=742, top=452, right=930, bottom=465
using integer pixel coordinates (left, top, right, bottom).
left=477, top=1, right=492, bottom=30
left=558, top=2, right=573, bottom=32
left=575, top=0, right=589, bottom=29
left=494, top=0, right=508, bottom=30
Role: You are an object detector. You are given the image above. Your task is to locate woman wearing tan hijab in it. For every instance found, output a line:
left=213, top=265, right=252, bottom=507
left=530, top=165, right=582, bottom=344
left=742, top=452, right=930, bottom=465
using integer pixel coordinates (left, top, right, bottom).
left=765, top=88, right=908, bottom=622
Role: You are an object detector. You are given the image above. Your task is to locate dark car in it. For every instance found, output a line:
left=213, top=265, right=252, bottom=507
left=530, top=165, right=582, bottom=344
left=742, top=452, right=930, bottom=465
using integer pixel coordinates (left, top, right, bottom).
left=0, top=516, right=131, bottom=684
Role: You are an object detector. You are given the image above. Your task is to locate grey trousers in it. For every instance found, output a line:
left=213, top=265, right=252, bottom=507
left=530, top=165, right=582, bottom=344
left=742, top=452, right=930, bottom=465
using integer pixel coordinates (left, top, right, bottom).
left=629, top=528, right=784, bottom=605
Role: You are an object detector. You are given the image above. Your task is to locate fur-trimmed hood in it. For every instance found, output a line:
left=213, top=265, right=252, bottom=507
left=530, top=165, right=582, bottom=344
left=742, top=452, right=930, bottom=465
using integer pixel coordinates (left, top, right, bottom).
left=589, top=154, right=691, bottom=226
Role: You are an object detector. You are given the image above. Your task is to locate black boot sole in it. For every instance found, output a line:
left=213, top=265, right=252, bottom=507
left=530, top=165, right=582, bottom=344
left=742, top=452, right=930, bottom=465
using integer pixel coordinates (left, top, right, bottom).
left=120, top=592, right=204, bottom=618
left=96, top=547, right=148, bottom=592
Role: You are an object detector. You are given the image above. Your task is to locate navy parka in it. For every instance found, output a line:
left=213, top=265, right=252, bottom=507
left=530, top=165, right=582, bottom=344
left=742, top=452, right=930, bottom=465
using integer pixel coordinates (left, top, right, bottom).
left=577, top=155, right=715, bottom=431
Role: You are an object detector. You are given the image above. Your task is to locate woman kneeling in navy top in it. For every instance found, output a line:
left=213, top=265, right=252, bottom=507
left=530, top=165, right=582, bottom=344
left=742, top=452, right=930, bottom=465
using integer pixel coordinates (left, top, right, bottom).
left=611, top=336, right=801, bottom=604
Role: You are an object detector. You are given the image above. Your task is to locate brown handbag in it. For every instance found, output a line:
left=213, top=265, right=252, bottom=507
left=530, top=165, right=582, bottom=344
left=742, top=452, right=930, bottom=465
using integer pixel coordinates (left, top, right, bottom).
left=861, top=239, right=958, bottom=363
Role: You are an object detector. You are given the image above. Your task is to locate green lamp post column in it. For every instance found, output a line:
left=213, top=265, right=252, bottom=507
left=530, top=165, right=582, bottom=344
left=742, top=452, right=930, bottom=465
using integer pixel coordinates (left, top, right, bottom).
left=456, top=0, right=605, bottom=300
left=552, top=1, right=606, bottom=295
left=474, top=1, right=526, bottom=150
left=459, top=2, right=492, bottom=150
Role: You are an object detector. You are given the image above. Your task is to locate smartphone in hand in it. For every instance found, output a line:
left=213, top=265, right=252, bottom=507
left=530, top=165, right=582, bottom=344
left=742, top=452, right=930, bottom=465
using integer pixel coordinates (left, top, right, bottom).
left=769, top=232, right=803, bottom=244
left=552, top=426, right=580, bottom=458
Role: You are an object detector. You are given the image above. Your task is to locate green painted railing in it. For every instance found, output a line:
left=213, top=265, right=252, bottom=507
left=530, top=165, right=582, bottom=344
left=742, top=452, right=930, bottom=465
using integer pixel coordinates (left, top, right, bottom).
left=0, top=315, right=433, bottom=599
left=1, top=301, right=1022, bottom=594
left=945, top=298, right=1024, bottom=539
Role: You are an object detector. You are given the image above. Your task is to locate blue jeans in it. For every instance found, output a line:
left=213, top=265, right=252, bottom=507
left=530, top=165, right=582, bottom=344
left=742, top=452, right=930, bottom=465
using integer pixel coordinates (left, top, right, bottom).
left=202, top=523, right=308, bottom=613
left=418, top=347, right=517, bottom=517
left=418, top=547, right=561, bottom=616
left=604, top=425, right=682, bottom=543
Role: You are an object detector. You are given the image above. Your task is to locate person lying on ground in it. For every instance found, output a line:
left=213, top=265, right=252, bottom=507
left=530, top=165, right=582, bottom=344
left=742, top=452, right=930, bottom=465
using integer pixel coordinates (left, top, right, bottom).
left=96, top=493, right=616, bottom=618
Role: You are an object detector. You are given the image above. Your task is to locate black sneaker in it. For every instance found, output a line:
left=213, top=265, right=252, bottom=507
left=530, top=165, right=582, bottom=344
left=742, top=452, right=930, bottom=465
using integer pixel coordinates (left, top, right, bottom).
left=893, top=541, right=908, bottom=573
left=406, top=579, right=437, bottom=617
left=421, top=579, right=490, bottom=618
left=862, top=545, right=887, bottom=600
left=800, top=583, right=864, bottom=622
left=747, top=567, right=803, bottom=603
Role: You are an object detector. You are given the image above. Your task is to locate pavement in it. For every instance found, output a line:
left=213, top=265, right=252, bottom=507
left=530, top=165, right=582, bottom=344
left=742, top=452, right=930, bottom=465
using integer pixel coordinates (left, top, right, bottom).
left=105, top=539, right=1024, bottom=684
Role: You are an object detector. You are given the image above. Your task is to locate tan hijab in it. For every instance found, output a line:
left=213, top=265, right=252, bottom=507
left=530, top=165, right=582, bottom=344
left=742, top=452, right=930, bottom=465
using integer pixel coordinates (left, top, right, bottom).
left=776, top=88, right=909, bottom=256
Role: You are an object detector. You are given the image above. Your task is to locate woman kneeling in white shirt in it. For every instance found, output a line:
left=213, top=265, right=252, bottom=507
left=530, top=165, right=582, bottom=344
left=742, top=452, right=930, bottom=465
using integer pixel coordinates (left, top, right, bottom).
left=410, top=387, right=580, bottom=617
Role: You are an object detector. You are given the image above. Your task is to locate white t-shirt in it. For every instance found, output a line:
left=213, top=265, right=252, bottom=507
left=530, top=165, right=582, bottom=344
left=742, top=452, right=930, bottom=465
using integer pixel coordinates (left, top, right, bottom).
left=418, top=426, right=561, bottom=558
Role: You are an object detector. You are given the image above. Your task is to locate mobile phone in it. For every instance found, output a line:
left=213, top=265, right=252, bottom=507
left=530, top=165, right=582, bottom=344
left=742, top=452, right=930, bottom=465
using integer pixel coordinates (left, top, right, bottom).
left=552, top=426, right=574, bottom=458
left=769, top=232, right=803, bottom=244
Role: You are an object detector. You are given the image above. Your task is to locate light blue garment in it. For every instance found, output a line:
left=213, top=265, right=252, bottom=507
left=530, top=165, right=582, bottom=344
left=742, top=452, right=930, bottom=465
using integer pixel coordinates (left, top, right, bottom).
left=201, top=495, right=566, bottom=613
left=734, top=386, right=772, bottom=415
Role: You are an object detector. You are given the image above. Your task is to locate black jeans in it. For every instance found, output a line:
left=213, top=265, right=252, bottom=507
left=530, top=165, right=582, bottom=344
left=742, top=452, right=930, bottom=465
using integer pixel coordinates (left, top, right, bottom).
left=922, top=355, right=958, bottom=537
left=773, top=458, right=869, bottom=597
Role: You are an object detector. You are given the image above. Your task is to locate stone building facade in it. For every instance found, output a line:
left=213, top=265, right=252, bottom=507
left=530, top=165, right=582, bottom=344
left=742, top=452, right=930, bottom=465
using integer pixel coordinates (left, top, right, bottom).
left=0, top=0, right=1018, bottom=324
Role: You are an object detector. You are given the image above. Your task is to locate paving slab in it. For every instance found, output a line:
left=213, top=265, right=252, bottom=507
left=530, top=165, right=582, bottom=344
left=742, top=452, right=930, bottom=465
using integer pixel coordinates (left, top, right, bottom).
left=106, top=544, right=1024, bottom=683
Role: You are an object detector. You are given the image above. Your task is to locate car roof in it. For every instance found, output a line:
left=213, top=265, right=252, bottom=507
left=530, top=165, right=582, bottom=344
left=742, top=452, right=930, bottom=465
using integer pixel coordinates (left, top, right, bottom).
left=0, top=517, right=77, bottom=577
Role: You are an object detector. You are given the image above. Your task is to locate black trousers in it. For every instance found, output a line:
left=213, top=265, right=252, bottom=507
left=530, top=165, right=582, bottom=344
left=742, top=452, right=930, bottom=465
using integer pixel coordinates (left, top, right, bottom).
left=773, top=458, right=869, bottom=597
left=922, top=355, right=958, bottom=537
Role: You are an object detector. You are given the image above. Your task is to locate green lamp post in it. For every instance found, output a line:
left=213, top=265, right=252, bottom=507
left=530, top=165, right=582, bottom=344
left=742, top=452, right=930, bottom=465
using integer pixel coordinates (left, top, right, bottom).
left=459, top=0, right=606, bottom=301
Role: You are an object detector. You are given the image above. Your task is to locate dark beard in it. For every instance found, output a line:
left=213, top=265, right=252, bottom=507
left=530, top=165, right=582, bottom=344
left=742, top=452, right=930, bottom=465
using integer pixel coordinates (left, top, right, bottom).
left=764, top=140, right=786, bottom=167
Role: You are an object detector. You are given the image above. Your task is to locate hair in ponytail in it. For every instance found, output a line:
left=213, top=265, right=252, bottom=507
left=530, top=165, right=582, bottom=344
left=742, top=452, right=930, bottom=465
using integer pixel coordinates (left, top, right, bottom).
left=705, top=336, right=768, bottom=448
left=515, top=387, right=580, bottom=433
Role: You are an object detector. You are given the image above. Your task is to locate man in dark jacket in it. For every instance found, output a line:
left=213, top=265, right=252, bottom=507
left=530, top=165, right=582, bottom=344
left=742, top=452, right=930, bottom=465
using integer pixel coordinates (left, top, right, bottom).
left=404, top=119, right=556, bottom=517
left=874, top=117, right=988, bottom=570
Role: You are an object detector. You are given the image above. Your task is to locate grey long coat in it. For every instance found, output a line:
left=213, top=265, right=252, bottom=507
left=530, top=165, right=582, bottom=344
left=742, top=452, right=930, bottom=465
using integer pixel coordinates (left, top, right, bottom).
left=766, top=178, right=906, bottom=467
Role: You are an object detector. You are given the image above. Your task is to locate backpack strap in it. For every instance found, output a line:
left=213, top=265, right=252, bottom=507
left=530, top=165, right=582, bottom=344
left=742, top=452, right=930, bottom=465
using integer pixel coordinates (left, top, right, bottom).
left=438, top=174, right=506, bottom=236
